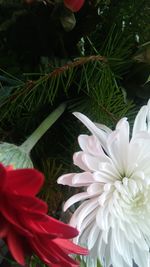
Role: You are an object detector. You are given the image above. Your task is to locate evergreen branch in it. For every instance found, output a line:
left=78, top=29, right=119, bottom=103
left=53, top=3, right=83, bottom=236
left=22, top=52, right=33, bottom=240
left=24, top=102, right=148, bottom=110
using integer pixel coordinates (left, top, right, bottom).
left=0, top=55, right=107, bottom=121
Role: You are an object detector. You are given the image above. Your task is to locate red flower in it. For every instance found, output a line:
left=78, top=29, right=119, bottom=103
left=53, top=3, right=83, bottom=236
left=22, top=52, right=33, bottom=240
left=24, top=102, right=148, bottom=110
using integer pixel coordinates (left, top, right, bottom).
left=0, top=164, right=88, bottom=266
left=64, top=0, right=85, bottom=12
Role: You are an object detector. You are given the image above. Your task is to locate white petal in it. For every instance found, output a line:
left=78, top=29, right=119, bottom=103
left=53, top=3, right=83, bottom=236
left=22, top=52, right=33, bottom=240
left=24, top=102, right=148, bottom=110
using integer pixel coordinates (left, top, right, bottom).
left=96, top=205, right=110, bottom=232
left=57, top=173, right=78, bottom=186
left=72, top=172, right=95, bottom=186
left=78, top=134, right=104, bottom=156
left=81, top=153, right=110, bottom=172
left=63, top=192, right=90, bottom=211
left=78, top=221, right=94, bottom=245
left=70, top=198, right=98, bottom=230
left=87, top=223, right=100, bottom=249
left=94, top=167, right=119, bottom=183
left=98, top=191, right=112, bottom=206
left=73, top=152, right=90, bottom=171
left=95, top=122, right=112, bottom=134
left=113, top=227, right=132, bottom=266
left=107, top=119, right=130, bottom=172
left=102, top=231, right=112, bottom=267
left=110, top=236, right=127, bottom=267
left=73, top=112, right=109, bottom=152
left=88, top=232, right=102, bottom=258
left=97, top=237, right=107, bottom=266
left=79, top=209, right=97, bottom=233
left=128, top=178, right=138, bottom=196
left=69, top=201, right=88, bottom=227
left=147, top=99, right=150, bottom=132
left=132, top=244, right=149, bottom=267
left=132, top=105, right=148, bottom=136
left=87, top=183, right=103, bottom=195
left=107, top=130, right=124, bottom=172
left=110, top=236, right=133, bottom=267
left=57, top=172, right=95, bottom=187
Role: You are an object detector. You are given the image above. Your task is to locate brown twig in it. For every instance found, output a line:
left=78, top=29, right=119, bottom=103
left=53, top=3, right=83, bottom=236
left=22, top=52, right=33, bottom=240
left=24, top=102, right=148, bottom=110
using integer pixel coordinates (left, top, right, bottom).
left=48, top=55, right=107, bottom=77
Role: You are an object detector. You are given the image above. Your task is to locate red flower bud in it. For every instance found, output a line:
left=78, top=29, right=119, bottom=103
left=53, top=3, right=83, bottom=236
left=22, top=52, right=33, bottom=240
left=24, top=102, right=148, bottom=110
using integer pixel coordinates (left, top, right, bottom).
left=64, top=0, right=85, bottom=12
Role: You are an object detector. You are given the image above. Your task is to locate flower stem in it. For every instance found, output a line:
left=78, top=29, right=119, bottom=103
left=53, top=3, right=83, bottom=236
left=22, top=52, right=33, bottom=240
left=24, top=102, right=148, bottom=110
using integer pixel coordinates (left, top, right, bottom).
left=20, top=103, right=66, bottom=154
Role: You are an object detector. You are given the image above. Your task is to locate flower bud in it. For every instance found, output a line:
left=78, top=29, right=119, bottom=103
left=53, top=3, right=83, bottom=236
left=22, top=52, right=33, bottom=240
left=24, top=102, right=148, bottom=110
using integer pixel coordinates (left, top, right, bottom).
left=0, top=103, right=66, bottom=169
left=64, top=0, right=84, bottom=12
left=0, top=142, right=33, bottom=169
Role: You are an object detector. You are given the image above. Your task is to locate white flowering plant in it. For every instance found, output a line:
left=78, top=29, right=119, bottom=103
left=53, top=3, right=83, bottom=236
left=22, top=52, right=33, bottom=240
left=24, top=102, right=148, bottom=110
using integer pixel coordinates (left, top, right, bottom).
left=58, top=100, right=150, bottom=267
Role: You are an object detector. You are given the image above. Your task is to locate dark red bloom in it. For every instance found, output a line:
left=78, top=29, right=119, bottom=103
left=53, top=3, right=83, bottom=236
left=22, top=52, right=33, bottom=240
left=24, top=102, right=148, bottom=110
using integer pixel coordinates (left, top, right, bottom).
left=0, top=164, right=88, bottom=266
left=64, top=0, right=85, bottom=12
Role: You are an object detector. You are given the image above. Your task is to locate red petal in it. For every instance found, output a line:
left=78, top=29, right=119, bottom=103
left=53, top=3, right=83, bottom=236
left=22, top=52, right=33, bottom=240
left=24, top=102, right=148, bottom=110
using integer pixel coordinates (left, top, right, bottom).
left=43, top=216, right=79, bottom=239
left=0, top=196, right=33, bottom=237
left=22, top=214, right=79, bottom=238
left=6, top=168, right=44, bottom=196
left=30, top=237, right=59, bottom=265
left=0, top=215, right=9, bottom=238
left=1, top=192, right=78, bottom=238
left=45, top=239, right=79, bottom=265
left=64, top=0, right=84, bottom=12
left=0, top=163, right=7, bottom=189
left=0, top=194, right=50, bottom=238
left=8, top=193, right=48, bottom=213
left=54, top=238, right=88, bottom=255
left=31, top=237, right=79, bottom=266
left=7, top=230, right=26, bottom=265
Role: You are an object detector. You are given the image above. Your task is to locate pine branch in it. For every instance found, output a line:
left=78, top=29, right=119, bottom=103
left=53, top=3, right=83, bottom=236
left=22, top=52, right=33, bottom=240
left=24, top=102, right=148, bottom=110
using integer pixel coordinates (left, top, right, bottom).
left=0, top=55, right=107, bottom=121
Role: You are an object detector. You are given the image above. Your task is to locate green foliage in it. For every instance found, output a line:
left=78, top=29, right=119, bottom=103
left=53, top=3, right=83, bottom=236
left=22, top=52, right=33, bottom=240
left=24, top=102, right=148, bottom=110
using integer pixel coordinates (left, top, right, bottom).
left=97, top=260, right=103, bottom=267
left=0, top=25, right=136, bottom=124
left=77, top=257, right=103, bottom=267
left=28, top=256, right=47, bottom=267
left=97, top=0, right=150, bottom=43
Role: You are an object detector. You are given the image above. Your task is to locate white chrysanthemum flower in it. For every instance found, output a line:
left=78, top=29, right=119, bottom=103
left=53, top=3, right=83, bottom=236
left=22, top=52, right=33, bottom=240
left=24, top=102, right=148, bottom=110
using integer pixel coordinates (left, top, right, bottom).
left=58, top=100, right=150, bottom=267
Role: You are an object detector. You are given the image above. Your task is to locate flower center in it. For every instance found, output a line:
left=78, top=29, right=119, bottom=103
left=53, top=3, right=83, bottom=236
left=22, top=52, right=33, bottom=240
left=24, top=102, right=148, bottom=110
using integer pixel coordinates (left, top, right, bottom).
left=122, top=178, right=150, bottom=215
